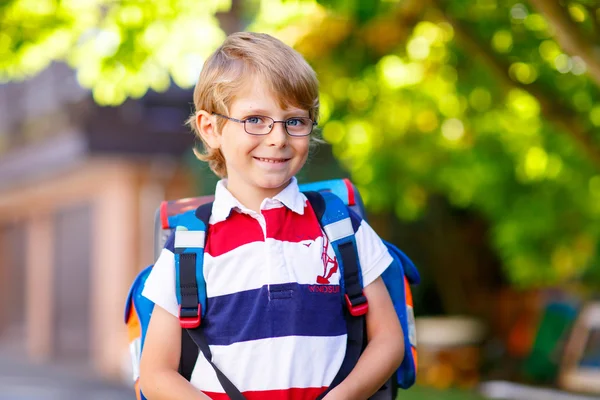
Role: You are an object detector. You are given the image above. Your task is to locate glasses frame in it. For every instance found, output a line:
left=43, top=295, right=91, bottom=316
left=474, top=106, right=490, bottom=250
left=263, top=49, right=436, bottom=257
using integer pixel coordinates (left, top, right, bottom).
left=212, top=113, right=317, bottom=137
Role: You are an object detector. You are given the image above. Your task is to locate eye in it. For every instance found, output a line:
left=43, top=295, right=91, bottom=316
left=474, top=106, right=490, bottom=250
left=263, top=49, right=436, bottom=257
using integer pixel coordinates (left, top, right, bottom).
left=286, top=118, right=307, bottom=127
left=245, top=116, right=266, bottom=125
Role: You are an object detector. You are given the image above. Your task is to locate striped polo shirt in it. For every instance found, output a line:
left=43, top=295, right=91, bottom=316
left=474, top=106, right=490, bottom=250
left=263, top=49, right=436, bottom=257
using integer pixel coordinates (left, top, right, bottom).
left=142, top=177, right=393, bottom=399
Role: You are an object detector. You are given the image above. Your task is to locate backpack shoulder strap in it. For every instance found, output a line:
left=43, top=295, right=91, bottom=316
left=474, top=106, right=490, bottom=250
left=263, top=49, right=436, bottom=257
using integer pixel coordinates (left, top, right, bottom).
left=305, top=191, right=367, bottom=315
left=172, top=202, right=212, bottom=328
left=195, top=202, right=213, bottom=227
left=175, top=203, right=212, bottom=381
left=184, top=329, right=246, bottom=400
left=176, top=202, right=212, bottom=382
left=175, top=203, right=245, bottom=399
left=304, top=191, right=326, bottom=220
left=305, top=191, right=368, bottom=398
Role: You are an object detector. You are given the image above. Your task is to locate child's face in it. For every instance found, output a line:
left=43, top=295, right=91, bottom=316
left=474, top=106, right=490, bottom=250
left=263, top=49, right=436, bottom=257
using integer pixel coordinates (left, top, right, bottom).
left=217, top=77, right=310, bottom=197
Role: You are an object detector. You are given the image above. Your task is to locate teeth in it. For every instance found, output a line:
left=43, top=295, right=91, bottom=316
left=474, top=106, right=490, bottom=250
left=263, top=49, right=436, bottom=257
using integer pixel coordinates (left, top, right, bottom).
left=256, top=157, right=286, bottom=163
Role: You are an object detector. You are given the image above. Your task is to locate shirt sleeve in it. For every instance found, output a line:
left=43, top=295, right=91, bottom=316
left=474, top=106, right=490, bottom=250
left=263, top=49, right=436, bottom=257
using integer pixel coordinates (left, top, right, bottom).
left=351, top=211, right=394, bottom=287
left=142, top=237, right=179, bottom=318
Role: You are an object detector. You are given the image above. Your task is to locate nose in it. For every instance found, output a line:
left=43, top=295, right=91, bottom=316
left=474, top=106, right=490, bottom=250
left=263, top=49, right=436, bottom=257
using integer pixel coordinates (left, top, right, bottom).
left=266, top=121, right=288, bottom=147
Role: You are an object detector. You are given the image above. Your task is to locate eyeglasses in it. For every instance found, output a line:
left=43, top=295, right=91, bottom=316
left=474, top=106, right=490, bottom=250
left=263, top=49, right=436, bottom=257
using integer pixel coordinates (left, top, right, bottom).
left=213, top=113, right=317, bottom=137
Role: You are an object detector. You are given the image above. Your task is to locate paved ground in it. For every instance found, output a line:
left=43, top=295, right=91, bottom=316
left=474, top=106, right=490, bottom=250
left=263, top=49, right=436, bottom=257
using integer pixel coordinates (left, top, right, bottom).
left=0, top=357, right=133, bottom=400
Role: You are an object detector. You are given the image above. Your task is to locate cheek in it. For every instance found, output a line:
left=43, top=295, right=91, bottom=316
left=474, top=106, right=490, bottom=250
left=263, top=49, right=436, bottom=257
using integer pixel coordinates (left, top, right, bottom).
left=221, top=132, right=257, bottom=159
left=293, top=139, right=310, bottom=158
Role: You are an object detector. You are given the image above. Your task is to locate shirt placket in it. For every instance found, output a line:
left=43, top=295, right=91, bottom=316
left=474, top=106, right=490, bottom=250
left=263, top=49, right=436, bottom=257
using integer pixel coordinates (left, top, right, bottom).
left=260, top=201, right=290, bottom=297
left=249, top=210, right=274, bottom=297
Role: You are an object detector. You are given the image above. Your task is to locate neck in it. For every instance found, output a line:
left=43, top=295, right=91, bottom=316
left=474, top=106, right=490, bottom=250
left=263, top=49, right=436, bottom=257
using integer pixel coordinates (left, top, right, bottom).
left=225, top=177, right=292, bottom=213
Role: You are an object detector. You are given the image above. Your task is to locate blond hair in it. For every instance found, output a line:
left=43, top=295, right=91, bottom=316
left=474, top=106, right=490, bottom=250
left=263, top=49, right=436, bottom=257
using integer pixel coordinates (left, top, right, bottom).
left=187, top=32, right=320, bottom=178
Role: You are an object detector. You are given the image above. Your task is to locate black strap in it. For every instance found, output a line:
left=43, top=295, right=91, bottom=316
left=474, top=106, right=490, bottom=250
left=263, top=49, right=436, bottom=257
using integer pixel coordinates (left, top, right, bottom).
left=178, top=202, right=211, bottom=381
left=370, top=378, right=397, bottom=399
left=305, top=191, right=369, bottom=399
left=179, top=252, right=199, bottom=310
left=185, top=328, right=246, bottom=400
left=339, top=241, right=367, bottom=306
left=179, top=252, right=200, bottom=381
left=304, top=191, right=326, bottom=221
left=178, top=201, right=214, bottom=316
left=178, top=329, right=197, bottom=382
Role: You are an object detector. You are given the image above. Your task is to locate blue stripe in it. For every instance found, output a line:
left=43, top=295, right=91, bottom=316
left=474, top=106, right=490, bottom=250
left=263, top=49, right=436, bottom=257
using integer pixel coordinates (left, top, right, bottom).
left=202, top=283, right=346, bottom=346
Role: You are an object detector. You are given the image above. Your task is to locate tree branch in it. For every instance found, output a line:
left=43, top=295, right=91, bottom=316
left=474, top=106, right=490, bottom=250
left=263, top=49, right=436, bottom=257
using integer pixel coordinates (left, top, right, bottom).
left=529, top=0, right=600, bottom=88
left=428, top=0, right=600, bottom=169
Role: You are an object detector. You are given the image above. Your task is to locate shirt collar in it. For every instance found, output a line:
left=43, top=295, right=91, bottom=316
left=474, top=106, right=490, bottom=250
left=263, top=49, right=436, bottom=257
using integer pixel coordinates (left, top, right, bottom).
left=211, top=177, right=305, bottom=223
left=272, top=177, right=305, bottom=215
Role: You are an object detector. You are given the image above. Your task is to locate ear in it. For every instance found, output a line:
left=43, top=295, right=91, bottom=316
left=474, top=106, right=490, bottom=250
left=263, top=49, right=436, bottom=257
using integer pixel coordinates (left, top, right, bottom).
left=196, top=110, right=221, bottom=149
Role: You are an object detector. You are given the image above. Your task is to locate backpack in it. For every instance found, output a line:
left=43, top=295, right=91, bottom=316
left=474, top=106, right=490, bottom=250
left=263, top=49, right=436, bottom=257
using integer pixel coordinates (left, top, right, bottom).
left=124, top=178, right=420, bottom=400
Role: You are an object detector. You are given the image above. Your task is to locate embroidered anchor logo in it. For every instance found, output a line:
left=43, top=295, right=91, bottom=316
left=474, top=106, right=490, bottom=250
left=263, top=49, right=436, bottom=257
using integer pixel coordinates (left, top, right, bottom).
left=317, top=235, right=338, bottom=284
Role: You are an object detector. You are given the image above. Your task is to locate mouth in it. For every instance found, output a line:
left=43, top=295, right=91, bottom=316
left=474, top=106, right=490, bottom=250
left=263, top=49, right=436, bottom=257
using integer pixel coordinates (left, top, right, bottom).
left=253, top=157, right=291, bottom=164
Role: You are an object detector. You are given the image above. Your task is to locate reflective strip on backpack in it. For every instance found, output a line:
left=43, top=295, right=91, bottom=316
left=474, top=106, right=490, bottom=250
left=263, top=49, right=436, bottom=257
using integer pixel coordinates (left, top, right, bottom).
left=323, top=217, right=354, bottom=242
left=129, top=337, right=141, bottom=382
left=407, top=305, right=417, bottom=347
left=404, top=277, right=417, bottom=347
left=174, top=230, right=205, bottom=249
left=404, top=276, right=418, bottom=374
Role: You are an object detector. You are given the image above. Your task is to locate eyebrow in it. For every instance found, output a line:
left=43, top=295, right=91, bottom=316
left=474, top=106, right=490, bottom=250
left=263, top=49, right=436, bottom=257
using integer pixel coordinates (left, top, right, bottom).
left=237, top=108, right=310, bottom=118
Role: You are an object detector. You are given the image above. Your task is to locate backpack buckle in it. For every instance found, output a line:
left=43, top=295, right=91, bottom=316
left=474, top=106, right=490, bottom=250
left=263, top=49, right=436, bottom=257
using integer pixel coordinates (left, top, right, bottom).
left=345, top=293, right=369, bottom=316
left=179, top=305, right=201, bottom=329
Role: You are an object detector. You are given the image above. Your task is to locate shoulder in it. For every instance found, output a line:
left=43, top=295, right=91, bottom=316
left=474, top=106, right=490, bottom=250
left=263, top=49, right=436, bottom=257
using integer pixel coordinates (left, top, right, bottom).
left=346, top=209, right=393, bottom=287
left=141, top=245, right=179, bottom=317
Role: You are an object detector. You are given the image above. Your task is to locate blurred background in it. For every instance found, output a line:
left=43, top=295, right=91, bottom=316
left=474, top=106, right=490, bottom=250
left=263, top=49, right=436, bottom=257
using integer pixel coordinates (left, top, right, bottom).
left=1, top=0, right=600, bottom=398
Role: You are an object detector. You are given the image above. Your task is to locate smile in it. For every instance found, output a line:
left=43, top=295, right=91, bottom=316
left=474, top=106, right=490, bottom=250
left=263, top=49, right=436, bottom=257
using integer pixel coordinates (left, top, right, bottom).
left=254, top=157, right=290, bottom=163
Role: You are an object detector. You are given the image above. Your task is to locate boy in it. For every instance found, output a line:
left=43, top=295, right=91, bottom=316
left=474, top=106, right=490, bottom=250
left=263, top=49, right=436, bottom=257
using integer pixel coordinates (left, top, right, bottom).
left=139, top=32, right=404, bottom=400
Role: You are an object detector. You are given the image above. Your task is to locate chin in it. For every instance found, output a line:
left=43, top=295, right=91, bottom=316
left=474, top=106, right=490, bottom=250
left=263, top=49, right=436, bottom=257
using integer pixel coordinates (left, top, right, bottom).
left=256, top=176, right=292, bottom=190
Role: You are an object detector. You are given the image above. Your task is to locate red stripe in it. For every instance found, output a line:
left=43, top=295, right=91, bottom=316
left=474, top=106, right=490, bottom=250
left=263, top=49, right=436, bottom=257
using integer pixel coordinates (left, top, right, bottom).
left=160, top=201, right=169, bottom=229
left=343, top=178, right=355, bottom=206
left=263, top=202, right=322, bottom=242
left=203, top=387, right=328, bottom=400
left=205, top=211, right=264, bottom=257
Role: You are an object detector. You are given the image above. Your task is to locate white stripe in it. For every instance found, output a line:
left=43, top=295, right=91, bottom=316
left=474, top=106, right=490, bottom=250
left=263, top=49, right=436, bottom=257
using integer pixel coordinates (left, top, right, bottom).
left=204, top=237, right=339, bottom=297
left=129, top=337, right=141, bottom=382
left=204, top=242, right=267, bottom=297
left=143, top=221, right=394, bottom=317
left=175, top=230, right=205, bottom=248
left=280, top=237, right=341, bottom=286
left=323, top=217, right=354, bottom=242
left=190, top=335, right=347, bottom=392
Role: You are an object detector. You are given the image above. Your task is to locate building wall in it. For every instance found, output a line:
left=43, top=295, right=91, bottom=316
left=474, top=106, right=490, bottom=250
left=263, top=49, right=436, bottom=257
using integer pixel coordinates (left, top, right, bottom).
left=0, top=157, right=194, bottom=382
left=0, top=221, right=26, bottom=356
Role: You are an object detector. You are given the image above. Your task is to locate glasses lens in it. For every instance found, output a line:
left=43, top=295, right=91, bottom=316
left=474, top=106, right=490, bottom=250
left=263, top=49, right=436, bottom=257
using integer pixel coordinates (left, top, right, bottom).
left=285, top=118, right=313, bottom=136
left=244, top=116, right=273, bottom=135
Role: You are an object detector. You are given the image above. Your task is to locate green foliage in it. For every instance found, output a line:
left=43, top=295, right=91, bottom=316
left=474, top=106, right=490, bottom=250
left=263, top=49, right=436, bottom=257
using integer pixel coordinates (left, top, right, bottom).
left=252, top=0, right=600, bottom=287
left=3, top=0, right=600, bottom=288
left=0, top=0, right=229, bottom=104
